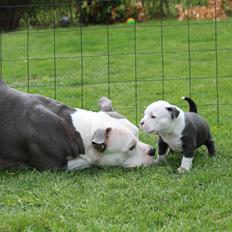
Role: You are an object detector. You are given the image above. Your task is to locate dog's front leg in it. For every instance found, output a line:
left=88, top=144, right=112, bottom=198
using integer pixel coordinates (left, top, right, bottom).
left=155, top=137, right=169, bottom=164
left=178, top=145, right=194, bottom=173
left=67, top=156, right=91, bottom=171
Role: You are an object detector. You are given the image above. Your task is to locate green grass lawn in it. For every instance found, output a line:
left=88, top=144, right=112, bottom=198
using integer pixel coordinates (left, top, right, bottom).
left=0, top=19, right=232, bottom=231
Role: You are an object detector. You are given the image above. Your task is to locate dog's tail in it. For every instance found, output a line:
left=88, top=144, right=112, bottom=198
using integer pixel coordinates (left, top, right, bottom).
left=181, top=96, right=198, bottom=113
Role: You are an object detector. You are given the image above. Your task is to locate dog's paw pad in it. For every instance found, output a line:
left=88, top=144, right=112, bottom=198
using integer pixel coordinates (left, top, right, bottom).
left=177, top=166, right=189, bottom=174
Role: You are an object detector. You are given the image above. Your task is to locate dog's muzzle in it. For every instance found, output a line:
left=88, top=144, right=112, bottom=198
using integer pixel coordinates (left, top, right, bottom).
left=148, top=147, right=155, bottom=156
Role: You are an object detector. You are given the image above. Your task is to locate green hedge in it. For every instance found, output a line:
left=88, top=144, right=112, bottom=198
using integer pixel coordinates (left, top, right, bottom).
left=20, top=0, right=179, bottom=27
left=0, top=0, right=230, bottom=30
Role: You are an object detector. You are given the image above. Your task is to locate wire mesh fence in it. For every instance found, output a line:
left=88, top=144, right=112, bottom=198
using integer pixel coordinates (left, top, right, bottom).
left=0, top=0, right=231, bottom=127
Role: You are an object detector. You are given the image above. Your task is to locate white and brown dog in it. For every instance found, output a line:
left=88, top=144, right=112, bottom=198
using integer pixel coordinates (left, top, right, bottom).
left=0, top=80, right=155, bottom=170
left=140, top=97, right=215, bottom=173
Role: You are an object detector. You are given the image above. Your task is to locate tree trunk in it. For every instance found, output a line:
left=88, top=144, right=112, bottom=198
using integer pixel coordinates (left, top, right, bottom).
left=0, top=0, right=31, bottom=31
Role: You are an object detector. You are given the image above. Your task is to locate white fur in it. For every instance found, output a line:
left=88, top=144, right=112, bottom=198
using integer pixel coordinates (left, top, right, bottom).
left=140, top=100, right=185, bottom=151
left=178, top=157, right=193, bottom=172
left=141, top=100, right=195, bottom=172
left=67, top=109, right=154, bottom=170
left=68, top=156, right=91, bottom=170
left=160, top=133, right=183, bottom=152
left=141, top=101, right=185, bottom=135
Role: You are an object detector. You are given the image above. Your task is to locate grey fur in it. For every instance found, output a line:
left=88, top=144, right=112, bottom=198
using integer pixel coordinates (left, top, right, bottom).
left=98, top=96, right=125, bottom=119
left=99, top=96, right=113, bottom=112
left=0, top=80, right=85, bottom=170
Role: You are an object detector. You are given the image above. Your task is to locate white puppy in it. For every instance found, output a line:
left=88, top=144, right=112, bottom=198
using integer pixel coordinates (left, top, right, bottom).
left=140, top=97, right=215, bottom=173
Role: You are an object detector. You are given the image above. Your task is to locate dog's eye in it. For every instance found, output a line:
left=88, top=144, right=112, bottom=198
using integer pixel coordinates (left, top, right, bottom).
left=151, top=115, right=156, bottom=119
left=129, top=145, right=136, bottom=150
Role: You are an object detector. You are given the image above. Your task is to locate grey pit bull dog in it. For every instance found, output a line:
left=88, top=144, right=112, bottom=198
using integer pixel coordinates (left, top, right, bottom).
left=0, top=80, right=155, bottom=170
left=140, top=97, right=215, bottom=173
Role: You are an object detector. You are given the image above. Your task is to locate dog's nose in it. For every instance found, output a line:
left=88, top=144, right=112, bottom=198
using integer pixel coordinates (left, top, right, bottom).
left=148, top=147, right=155, bottom=156
left=140, top=121, right=144, bottom=126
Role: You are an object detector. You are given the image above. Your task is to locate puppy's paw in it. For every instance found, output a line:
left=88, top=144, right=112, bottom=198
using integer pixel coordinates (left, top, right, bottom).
left=177, top=166, right=189, bottom=174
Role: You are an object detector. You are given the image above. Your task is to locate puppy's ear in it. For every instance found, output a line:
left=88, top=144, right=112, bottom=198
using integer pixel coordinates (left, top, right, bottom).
left=166, top=107, right=180, bottom=119
left=92, top=127, right=112, bottom=152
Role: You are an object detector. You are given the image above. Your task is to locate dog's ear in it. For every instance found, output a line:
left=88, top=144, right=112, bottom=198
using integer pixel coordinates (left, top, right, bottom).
left=166, top=107, right=180, bottom=119
left=92, top=127, right=112, bottom=152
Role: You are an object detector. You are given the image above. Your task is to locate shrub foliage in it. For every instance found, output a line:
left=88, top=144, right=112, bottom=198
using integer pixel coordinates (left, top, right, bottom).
left=0, top=0, right=231, bottom=31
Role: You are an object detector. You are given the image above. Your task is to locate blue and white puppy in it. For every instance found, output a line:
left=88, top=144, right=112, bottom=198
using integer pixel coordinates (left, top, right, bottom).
left=0, top=80, right=155, bottom=170
left=140, top=97, right=215, bottom=173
